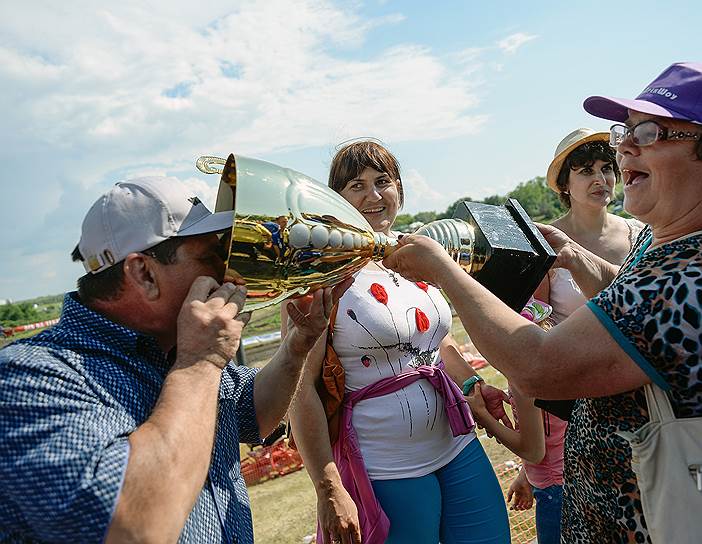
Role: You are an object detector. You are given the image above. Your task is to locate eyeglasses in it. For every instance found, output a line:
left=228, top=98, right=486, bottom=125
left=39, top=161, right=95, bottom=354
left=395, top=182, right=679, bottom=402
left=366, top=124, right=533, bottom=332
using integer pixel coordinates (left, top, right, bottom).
left=609, top=120, right=702, bottom=148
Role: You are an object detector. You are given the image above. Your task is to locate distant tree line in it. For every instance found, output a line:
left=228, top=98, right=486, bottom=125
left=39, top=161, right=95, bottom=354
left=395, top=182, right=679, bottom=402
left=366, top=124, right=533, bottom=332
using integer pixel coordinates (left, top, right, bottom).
left=0, top=295, right=63, bottom=327
left=26, top=294, right=64, bottom=306
left=395, top=176, right=626, bottom=231
left=0, top=303, right=46, bottom=327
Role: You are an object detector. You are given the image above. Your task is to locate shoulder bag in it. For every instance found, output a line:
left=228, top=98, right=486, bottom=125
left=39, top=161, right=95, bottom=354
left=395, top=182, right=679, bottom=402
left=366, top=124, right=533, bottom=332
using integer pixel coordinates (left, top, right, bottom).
left=618, top=383, right=702, bottom=543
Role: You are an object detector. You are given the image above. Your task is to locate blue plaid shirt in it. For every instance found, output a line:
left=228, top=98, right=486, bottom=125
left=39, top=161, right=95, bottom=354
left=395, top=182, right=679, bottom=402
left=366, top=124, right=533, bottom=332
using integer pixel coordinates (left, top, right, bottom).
left=0, top=293, right=260, bottom=543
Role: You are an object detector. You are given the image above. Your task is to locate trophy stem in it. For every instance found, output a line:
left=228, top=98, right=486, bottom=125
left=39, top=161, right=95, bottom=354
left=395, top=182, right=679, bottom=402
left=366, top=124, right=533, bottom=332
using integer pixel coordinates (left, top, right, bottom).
left=370, top=219, right=479, bottom=275
left=371, top=232, right=398, bottom=260
left=413, top=219, right=478, bottom=274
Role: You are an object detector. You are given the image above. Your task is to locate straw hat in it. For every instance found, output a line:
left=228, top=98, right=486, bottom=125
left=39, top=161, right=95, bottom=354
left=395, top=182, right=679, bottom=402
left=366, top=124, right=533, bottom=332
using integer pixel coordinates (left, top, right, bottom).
left=546, top=128, right=609, bottom=193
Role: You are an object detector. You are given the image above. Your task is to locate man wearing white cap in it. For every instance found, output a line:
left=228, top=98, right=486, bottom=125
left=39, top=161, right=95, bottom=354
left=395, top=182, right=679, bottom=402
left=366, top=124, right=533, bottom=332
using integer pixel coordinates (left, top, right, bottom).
left=0, top=177, right=351, bottom=543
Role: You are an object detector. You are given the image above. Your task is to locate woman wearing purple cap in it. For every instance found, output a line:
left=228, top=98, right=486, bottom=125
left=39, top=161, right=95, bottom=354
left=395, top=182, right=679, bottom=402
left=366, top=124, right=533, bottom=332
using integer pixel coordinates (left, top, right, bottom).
left=382, top=63, right=702, bottom=543
left=503, top=127, right=643, bottom=544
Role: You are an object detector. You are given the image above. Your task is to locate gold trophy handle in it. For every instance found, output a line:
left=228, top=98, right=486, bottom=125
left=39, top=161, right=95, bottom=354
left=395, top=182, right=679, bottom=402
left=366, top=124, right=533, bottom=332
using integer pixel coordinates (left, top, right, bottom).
left=196, top=156, right=227, bottom=175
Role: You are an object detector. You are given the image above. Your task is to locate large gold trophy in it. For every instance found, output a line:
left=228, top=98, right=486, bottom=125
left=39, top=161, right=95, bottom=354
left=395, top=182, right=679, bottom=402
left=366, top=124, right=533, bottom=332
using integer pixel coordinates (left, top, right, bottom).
left=196, top=154, right=554, bottom=312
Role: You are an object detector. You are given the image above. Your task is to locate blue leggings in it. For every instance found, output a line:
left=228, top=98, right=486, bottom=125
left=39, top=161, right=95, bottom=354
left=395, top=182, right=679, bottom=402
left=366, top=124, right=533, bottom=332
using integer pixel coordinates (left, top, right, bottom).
left=371, top=439, right=510, bottom=543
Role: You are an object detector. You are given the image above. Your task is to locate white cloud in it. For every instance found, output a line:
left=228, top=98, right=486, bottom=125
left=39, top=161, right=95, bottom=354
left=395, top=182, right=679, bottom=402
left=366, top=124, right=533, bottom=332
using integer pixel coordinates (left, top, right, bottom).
left=0, top=0, right=499, bottom=299
left=121, top=167, right=170, bottom=179
left=401, top=168, right=462, bottom=215
left=497, top=32, right=538, bottom=54
left=180, top=176, right=221, bottom=210
left=453, top=47, right=485, bottom=66
left=0, top=47, right=65, bottom=81
left=1, top=1, right=487, bottom=161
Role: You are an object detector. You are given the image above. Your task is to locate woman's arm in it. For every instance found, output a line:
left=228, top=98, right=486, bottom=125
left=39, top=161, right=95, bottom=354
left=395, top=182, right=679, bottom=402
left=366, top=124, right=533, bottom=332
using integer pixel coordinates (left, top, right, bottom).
left=255, top=280, right=352, bottom=438
left=466, top=383, right=545, bottom=463
left=282, top=305, right=361, bottom=544
left=439, top=336, right=512, bottom=429
left=439, top=334, right=478, bottom=385
left=537, top=223, right=619, bottom=298
left=383, top=236, right=650, bottom=400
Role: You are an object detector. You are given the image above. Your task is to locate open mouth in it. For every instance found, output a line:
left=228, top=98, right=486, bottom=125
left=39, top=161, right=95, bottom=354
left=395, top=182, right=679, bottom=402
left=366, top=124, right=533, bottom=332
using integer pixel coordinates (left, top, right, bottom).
left=622, top=168, right=648, bottom=187
left=362, top=206, right=386, bottom=214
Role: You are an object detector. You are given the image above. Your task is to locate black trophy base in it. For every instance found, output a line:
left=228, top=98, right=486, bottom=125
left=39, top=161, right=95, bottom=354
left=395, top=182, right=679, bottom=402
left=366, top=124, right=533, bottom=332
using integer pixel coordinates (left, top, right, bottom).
left=453, top=198, right=556, bottom=312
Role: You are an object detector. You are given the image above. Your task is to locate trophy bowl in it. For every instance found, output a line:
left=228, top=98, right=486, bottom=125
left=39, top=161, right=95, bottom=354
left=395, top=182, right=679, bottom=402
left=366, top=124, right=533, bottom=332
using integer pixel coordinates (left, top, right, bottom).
left=197, top=154, right=395, bottom=311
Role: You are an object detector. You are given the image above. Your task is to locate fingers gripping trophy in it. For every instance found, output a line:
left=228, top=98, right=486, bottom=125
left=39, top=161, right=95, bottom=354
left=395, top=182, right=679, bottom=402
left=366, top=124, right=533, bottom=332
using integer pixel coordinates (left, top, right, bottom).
left=196, top=153, right=555, bottom=312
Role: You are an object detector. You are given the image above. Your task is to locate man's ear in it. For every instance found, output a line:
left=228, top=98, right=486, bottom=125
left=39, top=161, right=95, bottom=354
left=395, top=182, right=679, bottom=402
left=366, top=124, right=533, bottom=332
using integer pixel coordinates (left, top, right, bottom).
left=123, top=253, right=160, bottom=300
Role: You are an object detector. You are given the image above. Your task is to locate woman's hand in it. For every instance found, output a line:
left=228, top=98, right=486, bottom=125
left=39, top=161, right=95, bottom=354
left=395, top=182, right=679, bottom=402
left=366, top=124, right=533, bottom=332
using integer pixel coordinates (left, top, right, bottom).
left=317, top=484, right=362, bottom=544
left=536, top=223, right=577, bottom=270
left=480, top=384, right=514, bottom=430
left=284, top=278, right=353, bottom=357
left=466, top=383, right=514, bottom=443
left=382, top=235, right=456, bottom=286
left=507, top=468, right=534, bottom=511
left=466, top=382, right=494, bottom=426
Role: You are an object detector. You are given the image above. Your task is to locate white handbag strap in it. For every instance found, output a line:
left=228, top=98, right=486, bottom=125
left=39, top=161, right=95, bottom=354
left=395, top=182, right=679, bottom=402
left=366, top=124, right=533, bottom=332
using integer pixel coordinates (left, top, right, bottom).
left=644, top=382, right=676, bottom=423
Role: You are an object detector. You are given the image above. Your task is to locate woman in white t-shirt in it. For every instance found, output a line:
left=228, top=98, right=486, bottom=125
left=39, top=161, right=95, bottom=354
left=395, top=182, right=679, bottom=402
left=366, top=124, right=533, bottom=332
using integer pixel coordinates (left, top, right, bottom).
left=507, top=128, right=643, bottom=544
left=287, top=140, right=515, bottom=544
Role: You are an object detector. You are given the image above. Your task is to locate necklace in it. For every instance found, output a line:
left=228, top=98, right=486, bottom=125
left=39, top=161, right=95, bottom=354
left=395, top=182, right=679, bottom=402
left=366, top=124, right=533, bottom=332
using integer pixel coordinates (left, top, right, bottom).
left=375, top=262, right=400, bottom=287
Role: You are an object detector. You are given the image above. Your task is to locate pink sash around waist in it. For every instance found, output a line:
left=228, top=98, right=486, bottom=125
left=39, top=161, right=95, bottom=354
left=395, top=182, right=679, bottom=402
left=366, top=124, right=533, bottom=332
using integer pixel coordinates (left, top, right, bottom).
left=317, top=363, right=475, bottom=544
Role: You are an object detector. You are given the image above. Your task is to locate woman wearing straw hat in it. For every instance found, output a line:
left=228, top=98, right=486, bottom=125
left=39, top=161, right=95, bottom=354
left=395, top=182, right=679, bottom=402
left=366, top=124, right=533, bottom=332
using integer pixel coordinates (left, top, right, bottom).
left=506, top=128, right=642, bottom=544
left=545, top=128, right=644, bottom=289
left=382, top=62, right=702, bottom=542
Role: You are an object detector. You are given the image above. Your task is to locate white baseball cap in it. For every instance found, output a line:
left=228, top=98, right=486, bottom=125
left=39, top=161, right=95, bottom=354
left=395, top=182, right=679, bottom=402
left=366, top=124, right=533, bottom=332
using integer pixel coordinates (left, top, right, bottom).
left=78, top=176, right=233, bottom=274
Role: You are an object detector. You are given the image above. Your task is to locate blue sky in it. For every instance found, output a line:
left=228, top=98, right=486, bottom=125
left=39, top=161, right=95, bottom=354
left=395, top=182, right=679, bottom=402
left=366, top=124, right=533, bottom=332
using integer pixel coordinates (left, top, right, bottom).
left=1, top=0, right=700, bottom=301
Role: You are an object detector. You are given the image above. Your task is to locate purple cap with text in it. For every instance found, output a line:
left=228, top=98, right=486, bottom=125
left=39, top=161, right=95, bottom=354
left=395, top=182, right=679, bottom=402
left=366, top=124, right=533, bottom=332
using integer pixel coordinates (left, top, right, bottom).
left=584, top=62, right=702, bottom=124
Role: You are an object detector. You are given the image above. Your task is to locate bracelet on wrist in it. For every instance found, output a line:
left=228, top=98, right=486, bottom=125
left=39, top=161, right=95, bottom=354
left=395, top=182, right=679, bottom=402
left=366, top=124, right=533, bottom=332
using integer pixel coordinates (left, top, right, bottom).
left=462, top=375, right=484, bottom=395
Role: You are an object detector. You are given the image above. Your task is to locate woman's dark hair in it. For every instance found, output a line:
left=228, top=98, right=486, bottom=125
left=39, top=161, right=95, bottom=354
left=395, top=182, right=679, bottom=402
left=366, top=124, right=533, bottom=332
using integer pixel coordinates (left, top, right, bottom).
left=71, top=236, right=188, bottom=303
left=555, top=140, right=619, bottom=208
left=328, top=140, right=403, bottom=207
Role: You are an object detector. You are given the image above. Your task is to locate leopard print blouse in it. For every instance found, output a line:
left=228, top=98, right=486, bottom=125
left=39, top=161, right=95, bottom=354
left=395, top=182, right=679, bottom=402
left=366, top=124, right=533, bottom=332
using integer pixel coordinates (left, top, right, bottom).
left=562, top=226, right=702, bottom=543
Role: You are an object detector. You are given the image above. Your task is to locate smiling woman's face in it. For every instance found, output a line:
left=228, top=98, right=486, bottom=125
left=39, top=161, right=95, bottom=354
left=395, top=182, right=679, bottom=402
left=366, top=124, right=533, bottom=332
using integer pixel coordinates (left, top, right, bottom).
left=339, top=167, right=400, bottom=235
